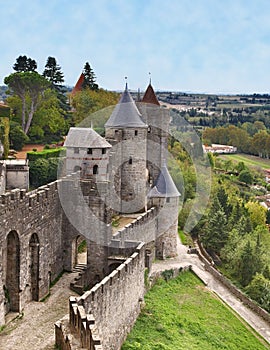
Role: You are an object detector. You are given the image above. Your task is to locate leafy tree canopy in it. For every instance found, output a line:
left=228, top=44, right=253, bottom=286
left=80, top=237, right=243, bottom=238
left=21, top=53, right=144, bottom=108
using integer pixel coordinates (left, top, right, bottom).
left=13, top=55, right=37, bottom=72
left=4, top=72, right=50, bottom=134
left=71, top=88, right=119, bottom=126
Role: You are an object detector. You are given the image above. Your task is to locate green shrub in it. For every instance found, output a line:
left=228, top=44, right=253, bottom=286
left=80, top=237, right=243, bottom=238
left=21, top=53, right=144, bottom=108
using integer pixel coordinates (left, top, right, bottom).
left=29, top=158, right=49, bottom=187
left=9, top=123, right=28, bottom=151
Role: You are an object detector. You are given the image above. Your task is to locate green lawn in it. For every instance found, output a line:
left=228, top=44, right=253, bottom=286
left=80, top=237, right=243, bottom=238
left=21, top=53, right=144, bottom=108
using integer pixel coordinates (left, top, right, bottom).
left=122, top=271, right=270, bottom=350
left=220, top=153, right=270, bottom=170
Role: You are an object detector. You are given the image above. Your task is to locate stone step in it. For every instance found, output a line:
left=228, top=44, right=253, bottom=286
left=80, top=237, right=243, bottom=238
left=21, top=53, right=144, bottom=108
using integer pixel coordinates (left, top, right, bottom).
left=72, top=263, right=87, bottom=273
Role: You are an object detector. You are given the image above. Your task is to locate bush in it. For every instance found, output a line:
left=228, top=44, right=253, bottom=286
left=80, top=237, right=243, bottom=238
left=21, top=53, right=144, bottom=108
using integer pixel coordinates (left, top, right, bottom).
left=239, top=169, right=253, bottom=184
left=9, top=123, right=28, bottom=151
left=29, top=158, right=49, bottom=187
left=29, top=157, right=61, bottom=187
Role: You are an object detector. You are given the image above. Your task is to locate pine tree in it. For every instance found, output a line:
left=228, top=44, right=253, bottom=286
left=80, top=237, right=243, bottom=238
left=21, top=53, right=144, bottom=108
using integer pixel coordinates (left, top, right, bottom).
left=216, top=186, right=232, bottom=219
left=43, top=56, right=64, bottom=89
left=202, top=197, right=228, bottom=254
left=82, top=62, right=98, bottom=90
left=13, top=55, right=37, bottom=72
left=239, top=241, right=255, bottom=286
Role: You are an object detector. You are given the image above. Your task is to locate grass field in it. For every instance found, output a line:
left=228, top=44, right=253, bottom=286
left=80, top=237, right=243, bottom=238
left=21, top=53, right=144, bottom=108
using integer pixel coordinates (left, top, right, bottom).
left=219, top=153, right=270, bottom=170
left=122, top=271, right=270, bottom=350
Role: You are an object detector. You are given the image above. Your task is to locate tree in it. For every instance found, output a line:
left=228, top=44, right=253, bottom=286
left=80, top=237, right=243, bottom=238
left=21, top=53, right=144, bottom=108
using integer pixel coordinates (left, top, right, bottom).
left=43, top=56, right=64, bottom=89
left=71, top=88, right=119, bottom=126
left=245, top=201, right=266, bottom=229
left=239, top=240, right=256, bottom=286
left=4, top=72, right=49, bottom=134
left=28, top=88, right=67, bottom=143
left=216, top=186, right=232, bottom=219
left=245, top=273, right=270, bottom=312
left=13, top=55, right=37, bottom=72
left=202, top=197, right=228, bottom=254
left=82, top=62, right=98, bottom=90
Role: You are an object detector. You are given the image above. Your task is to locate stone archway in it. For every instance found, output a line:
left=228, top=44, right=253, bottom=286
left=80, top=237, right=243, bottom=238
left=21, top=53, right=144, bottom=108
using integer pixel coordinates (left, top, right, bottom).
left=72, top=235, right=87, bottom=268
left=6, top=231, right=20, bottom=312
left=29, top=233, right=40, bottom=301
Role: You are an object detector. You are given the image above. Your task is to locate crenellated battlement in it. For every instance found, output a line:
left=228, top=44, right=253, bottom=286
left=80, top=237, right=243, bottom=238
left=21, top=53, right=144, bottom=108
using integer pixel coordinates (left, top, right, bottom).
left=111, top=207, right=158, bottom=250
left=0, top=180, right=59, bottom=212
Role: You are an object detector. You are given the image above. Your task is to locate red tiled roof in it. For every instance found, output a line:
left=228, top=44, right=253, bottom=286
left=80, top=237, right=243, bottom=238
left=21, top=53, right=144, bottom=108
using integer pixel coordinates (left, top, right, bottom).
left=71, top=73, right=85, bottom=95
left=142, top=84, right=160, bottom=106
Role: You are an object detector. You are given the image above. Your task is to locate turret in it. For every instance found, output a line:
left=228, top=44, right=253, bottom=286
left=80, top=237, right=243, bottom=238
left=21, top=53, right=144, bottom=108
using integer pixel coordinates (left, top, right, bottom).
left=148, top=165, right=180, bottom=259
left=105, top=84, right=148, bottom=213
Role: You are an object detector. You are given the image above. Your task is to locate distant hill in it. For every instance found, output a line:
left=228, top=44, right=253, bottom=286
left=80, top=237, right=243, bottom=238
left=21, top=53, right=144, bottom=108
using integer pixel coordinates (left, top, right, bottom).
left=0, top=86, right=8, bottom=102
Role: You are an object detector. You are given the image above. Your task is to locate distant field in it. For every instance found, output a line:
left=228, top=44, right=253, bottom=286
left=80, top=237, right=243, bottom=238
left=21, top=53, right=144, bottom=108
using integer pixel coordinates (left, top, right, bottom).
left=122, top=271, right=270, bottom=350
left=217, top=103, right=263, bottom=109
left=219, top=153, right=270, bottom=170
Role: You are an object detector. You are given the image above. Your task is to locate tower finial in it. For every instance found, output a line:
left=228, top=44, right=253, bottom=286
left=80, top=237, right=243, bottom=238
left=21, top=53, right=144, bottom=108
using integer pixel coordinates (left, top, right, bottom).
left=125, top=76, right=128, bottom=90
left=149, top=72, right=151, bottom=85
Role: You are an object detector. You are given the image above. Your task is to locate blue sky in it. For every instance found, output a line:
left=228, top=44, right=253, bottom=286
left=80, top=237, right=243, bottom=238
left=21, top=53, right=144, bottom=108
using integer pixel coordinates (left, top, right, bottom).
left=1, top=0, right=270, bottom=93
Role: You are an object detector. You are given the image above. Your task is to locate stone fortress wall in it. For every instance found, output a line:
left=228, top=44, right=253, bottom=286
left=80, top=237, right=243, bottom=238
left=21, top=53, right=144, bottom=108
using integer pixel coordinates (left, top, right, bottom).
left=0, top=181, right=63, bottom=324
left=0, top=82, right=180, bottom=349
left=56, top=242, right=146, bottom=350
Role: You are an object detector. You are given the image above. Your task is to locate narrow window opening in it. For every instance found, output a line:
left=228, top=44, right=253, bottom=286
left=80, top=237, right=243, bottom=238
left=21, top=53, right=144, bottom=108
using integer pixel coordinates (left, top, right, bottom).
left=148, top=126, right=151, bottom=133
left=135, top=130, right=138, bottom=136
left=87, top=148, right=92, bottom=154
left=129, top=157, right=133, bottom=165
left=93, top=165, right=99, bottom=175
left=102, top=148, right=106, bottom=155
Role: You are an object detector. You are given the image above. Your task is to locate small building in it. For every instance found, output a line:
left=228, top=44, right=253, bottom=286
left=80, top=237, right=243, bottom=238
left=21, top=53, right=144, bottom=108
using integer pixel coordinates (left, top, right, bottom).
left=203, top=144, right=237, bottom=154
left=64, top=127, right=112, bottom=182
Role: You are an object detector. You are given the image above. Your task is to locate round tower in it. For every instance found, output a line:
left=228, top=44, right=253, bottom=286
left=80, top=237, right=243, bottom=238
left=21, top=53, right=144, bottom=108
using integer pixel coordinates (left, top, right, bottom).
left=105, top=83, right=148, bottom=214
left=148, top=165, right=180, bottom=259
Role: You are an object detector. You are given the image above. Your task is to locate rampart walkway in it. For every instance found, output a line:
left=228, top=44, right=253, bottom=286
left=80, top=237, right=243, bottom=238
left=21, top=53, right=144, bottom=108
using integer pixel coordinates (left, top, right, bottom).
left=0, top=272, right=78, bottom=350
left=151, top=236, right=270, bottom=345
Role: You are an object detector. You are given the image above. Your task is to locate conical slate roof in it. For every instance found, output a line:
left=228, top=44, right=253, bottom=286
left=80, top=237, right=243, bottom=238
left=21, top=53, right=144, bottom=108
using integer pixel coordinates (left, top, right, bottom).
left=105, top=84, right=147, bottom=128
left=148, top=165, right=180, bottom=198
left=64, top=127, right=112, bottom=148
left=142, top=83, right=160, bottom=106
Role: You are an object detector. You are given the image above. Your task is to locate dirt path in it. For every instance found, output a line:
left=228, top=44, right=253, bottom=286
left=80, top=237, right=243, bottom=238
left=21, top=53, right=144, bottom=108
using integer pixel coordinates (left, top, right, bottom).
left=14, top=144, right=45, bottom=160
left=0, top=272, right=79, bottom=350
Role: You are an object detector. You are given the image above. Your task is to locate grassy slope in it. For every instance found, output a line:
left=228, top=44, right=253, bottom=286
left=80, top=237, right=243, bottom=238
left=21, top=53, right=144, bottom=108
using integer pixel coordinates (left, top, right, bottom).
left=122, top=272, right=270, bottom=350
left=220, top=153, right=270, bottom=170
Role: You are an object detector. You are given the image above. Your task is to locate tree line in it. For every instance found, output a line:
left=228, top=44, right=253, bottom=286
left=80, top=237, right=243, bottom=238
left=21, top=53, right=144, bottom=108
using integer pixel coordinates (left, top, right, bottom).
left=202, top=122, right=270, bottom=158
left=3, top=55, right=119, bottom=151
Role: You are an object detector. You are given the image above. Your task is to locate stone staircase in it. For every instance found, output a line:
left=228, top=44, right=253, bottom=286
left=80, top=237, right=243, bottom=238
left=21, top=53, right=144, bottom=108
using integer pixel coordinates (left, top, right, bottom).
left=70, top=263, right=88, bottom=295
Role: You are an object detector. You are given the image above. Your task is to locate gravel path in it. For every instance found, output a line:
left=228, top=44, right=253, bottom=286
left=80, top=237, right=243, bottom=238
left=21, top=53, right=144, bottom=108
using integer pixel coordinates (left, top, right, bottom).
left=0, top=272, right=78, bottom=350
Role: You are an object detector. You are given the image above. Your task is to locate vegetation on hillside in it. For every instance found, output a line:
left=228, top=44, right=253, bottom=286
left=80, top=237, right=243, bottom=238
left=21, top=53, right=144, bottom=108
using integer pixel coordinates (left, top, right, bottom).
left=170, top=134, right=270, bottom=312
left=122, top=271, right=269, bottom=350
